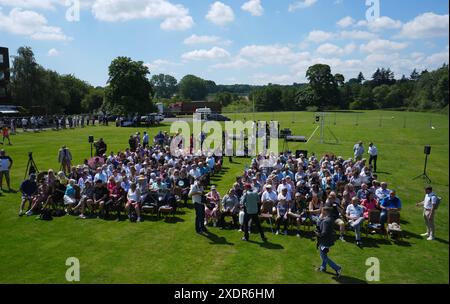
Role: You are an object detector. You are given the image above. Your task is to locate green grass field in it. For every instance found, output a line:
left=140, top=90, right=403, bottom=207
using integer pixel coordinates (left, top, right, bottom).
left=0, top=110, right=448, bottom=284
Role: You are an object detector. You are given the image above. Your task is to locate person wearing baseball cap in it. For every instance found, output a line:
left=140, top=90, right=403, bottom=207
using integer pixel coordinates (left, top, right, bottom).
left=241, top=183, right=267, bottom=242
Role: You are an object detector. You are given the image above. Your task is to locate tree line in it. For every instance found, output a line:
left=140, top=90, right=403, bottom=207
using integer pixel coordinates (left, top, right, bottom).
left=252, top=64, right=448, bottom=112
left=6, top=46, right=449, bottom=115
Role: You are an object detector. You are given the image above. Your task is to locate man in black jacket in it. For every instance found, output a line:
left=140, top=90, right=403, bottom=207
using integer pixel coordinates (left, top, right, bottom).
left=316, top=207, right=342, bottom=277
left=94, top=138, right=107, bottom=157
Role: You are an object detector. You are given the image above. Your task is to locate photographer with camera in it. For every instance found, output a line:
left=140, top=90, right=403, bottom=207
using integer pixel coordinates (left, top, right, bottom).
left=94, top=138, right=107, bottom=157
left=58, top=145, right=72, bottom=174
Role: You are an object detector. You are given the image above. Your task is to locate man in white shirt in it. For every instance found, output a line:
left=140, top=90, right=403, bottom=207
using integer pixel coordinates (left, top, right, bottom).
left=190, top=177, right=206, bottom=234
left=277, top=178, right=292, bottom=202
left=416, top=186, right=439, bottom=241
left=94, top=167, right=107, bottom=184
left=189, top=164, right=201, bottom=180
left=375, top=182, right=390, bottom=201
left=346, top=197, right=366, bottom=246
left=262, top=184, right=278, bottom=203
left=368, top=142, right=378, bottom=172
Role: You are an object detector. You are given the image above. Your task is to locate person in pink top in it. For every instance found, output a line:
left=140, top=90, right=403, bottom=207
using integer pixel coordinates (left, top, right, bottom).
left=360, top=192, right=379, bottom=219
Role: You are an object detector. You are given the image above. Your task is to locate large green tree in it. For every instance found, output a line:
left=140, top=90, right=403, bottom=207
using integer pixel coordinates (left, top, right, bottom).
left=60, top=74, right=91, bottom=114
left=81, top=87, right=105, bottom=113
left=305, top=64, right=340, bottom=109
left=10, top=47, right=39, bottom=108
left=295, top=85, right=319, bottom=110
left=178, top=75, right=208, bottom=101
left=214, top=91, right=238, bottom=107
left=150, top=74, right=177, bottom=99
left=251, top=85, right=283, bottom=112
left=103, top=57, right=155, bottom=115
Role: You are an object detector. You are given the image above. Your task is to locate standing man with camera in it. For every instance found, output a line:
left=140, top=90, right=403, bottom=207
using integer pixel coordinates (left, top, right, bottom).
left=0, top=149, right=13, bottom=192
left=58, top=145, right=72, bottom=174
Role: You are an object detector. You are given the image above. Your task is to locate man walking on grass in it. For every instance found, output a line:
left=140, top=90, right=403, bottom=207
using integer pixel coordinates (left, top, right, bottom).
left=317, top=206, right=342, bottom=277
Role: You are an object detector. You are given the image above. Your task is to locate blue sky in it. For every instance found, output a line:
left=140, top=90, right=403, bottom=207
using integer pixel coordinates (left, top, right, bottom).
left=0, top=0, right=448, bottom=87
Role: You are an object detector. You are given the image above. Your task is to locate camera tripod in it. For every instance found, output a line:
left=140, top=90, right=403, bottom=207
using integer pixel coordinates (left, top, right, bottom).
left=25, top=152, right=39, bottom=180
left=413, top=153, right=431, bottom=184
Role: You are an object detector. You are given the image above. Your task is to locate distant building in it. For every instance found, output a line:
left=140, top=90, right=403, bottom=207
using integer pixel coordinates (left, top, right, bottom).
left=169, top=101, right=222, bottom=114
left=0, top=47, right=10, bottom=104
left=0, top=105, right=22, bottom=117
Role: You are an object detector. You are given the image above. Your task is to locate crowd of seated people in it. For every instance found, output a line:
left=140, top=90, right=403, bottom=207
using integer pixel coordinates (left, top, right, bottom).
left=19, top=132, right=223, bottom=222
left=224, top=152, right=401, bottom=245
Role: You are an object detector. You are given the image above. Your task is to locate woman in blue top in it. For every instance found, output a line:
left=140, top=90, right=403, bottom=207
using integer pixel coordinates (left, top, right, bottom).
left=63, top=179, right=78, bottom=213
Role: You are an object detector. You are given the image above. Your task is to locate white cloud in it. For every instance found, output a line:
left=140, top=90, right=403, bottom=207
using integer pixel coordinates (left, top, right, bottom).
left=252, top=73, right=297, bottom=85
left=337, top=16, right=354, bottom=28
left=357, top=16, right=402, bottom=32
left=339, top=30, right=377, bottom=40
left=306, top=30, right=335, bottom=43
left=183, top=34, right=231, bottom=46
left=316, top=43, right=356, bottom=56
left=239, top=45, right=309, bottom=64
left=47, top=48, right=59, bottom=56
left=399, top=12, right=449, bottom=39
left=365, top=53, right=400, bottom=64
left=206, top=1, right=235, bottom=26
left=182, top=47, right=230, bottom=61
left=0, top=0, right=58, bottom=10
left=211, top=57, right=258, bottom=69
left=91, top=0, right=194, bottom=31
left=288, top=0, right=317, bottom=12
left=145, top=59, right=182, bottom=73
left=410, top=52, right=425, bottom=63
left=424, top=50, right=449, bottom=66
left=242, top=0, right=264, bottom=16
left=0, top=8, right=72, bottom=41
left=360, top=39, right=408, bottom=53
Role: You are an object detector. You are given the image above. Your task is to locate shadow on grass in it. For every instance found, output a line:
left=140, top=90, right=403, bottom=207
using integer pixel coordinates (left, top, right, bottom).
left=434, top=237, right=449, bottom=245
left=359, top=236, right=392, bottom=248
left=202, top=231, right=234, bottom=246
left=163, top=216, right=185, bottom=224
left=375, top=171, right=391, bottom=175
left=402, top=230, right=423, bottom=240
left=247, top=239, right=284, bottom=250
left=333, top=275, right=368, bottom=284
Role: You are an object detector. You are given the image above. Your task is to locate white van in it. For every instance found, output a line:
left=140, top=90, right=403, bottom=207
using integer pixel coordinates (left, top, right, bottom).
left=194, top=107, right=211, bottom=120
